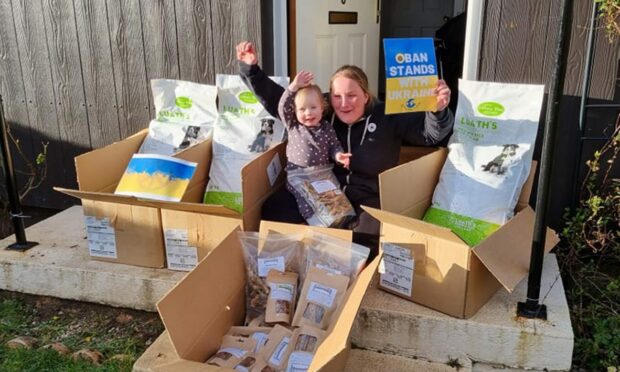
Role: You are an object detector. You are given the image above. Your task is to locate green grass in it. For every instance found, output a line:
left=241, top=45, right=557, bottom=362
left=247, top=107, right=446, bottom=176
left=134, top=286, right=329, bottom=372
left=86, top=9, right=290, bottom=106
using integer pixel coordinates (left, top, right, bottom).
left=0, top=293, right=163, bottom=372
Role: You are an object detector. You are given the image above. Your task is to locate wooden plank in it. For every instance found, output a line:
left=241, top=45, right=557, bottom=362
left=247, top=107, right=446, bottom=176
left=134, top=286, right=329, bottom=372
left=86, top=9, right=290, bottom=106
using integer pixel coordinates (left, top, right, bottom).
left=561, top=0, right=589, bottom=97
left=175, top=0, right=215, bottom=84
left=11, top=0, right=69, bottom=208
left=107, top=0, right=151, bottom=138
left=493, top=0, right=551, bottom=84
left=41, top=0, right=90, bottom=190
left=0, top=0, right=38, bottom=205
left=74, top=0, right=122, bottom=149
left=211, top=0, right=263, bottom=76
left=139, top=0, right=180, bottom=117
left=479, top=0, right=502, bottom=80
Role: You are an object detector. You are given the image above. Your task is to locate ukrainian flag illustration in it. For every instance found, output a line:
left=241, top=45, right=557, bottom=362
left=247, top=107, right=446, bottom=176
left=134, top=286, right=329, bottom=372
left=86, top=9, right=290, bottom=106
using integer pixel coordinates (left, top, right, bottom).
left=115, top=154, right=197, bottom=202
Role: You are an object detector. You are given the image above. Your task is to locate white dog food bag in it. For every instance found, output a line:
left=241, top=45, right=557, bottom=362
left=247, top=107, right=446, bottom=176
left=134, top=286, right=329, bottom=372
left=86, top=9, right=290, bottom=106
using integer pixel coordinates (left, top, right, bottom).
left=203, top=74, right=288, bottom=213
left=423, top=79, right=545, bottom=246
left=139, top=79, right=217, bottom=155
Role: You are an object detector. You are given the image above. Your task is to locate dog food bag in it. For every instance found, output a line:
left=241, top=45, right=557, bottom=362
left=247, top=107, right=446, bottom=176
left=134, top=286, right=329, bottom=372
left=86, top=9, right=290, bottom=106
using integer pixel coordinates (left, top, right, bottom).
left=285, top=326, right=327, bottom=372
left=305, top=230, right=370, bottom=283
left=227, top=327, right=272, bottom=353
left=260, top=325, right=294, bottom=370
left=293, top=267, right=350, bottom=330
left=139, top=79, right=217, bottom=155
left=238, top=231, right=304, bottom=325
left=424, top=79, right=544, bottom=246
left=265, top=270, right=298, bottom=325
left=287, top=164, right=356, bottom=228
left=205, top=335, right=256, bottom=368
left=203, top=74, right=288, bottom=212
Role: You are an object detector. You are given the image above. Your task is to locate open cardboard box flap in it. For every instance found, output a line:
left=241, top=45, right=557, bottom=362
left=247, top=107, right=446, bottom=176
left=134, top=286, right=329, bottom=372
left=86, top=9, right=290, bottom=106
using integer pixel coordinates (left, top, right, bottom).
left=471, top=207, right=559, bottom=292
left=56, top=128, right=287, bottom=221
left=374, top=147, right=559, bottom=294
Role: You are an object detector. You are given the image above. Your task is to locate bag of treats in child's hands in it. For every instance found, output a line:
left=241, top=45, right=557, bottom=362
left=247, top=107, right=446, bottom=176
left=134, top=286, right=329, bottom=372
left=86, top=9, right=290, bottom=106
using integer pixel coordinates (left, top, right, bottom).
left=205, top=334, right=256, bottom=368
left=259, top=325, right=294, bottom=370
left=304, top=230, right=370, bottom=283
left=287, top=164, right=356, bottom=227
left=265, top=270, right=298, bottom=325
left=293, top=267, right=350, bottom=330
left=238, top=231, right=305, bottom=325
left=285, top=326, right=327, bottom=372
left=424, top=79, right=544, bottom=246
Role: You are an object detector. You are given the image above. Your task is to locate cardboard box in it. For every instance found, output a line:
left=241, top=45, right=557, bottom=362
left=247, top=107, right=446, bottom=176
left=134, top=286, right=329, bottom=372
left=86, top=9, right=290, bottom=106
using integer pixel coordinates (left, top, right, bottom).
left=365, top=148, right=559, bottom=318
left=155, top=221, right=380, bottom=371
left=55, top=129, right=286, bottom=268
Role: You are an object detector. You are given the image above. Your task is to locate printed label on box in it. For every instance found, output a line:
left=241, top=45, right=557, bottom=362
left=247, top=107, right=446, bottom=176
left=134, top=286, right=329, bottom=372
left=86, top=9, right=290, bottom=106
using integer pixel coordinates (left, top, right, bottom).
left=307, top=282, right=337, bottom=308
left=379, top=242, right=414, bottom=297
left=84, top=216, right=117, bottom=258
left=267, top=153, right=282, bottom=186
left=269, top=337, right=290, bottom=366
left=311, top=180, right=337, bottom=194
left=258, top=256, right=285, bottom=277
left=164, top=229, right=198, bottom=271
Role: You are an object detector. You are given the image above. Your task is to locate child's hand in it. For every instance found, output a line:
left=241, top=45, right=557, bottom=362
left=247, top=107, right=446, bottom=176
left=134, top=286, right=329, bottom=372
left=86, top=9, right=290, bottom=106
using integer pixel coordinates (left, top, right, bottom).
left=290, top=71, right=314, bottom=92
left=236, top=41, right=258, bottom=65
left=336, top=152, right=352, bottom=169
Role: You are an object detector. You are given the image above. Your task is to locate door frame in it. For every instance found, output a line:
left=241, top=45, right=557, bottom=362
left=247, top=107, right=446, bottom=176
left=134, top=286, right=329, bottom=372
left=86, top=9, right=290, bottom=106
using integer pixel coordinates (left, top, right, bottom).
left=271, top=0, right=481, bottom=82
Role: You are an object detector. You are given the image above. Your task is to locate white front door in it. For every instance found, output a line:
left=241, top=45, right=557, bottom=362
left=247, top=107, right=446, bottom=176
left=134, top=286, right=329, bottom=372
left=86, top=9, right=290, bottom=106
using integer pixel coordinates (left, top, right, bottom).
left=296, top=0, right=380, bottom=94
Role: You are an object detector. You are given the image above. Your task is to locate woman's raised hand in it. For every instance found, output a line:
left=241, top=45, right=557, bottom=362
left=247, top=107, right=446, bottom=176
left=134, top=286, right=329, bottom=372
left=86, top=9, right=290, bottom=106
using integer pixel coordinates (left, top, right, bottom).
left=235, top=41, right=258, bottom=65
left=435, top=79, right=451, bottom=113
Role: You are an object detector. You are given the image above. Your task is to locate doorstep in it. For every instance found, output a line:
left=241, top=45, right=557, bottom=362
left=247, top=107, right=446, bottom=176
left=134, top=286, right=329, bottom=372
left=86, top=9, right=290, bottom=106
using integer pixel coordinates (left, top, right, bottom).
left=351, top=254, right=574, bottom=371
left=0, top=206, right=185, bottom=311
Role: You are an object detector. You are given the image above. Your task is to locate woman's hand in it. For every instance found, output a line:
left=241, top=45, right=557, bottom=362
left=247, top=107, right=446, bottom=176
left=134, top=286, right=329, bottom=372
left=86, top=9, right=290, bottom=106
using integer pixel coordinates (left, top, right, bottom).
left=235, top=41, right=258, bottom=65
left=290, top=71, right=314, bottom=92
left=435, top=79, right=451, bottom=113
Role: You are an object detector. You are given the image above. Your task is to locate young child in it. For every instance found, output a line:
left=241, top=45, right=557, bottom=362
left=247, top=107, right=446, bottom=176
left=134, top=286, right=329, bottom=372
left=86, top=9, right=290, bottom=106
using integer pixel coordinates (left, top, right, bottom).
left=278, top=71, right=352, bottom=225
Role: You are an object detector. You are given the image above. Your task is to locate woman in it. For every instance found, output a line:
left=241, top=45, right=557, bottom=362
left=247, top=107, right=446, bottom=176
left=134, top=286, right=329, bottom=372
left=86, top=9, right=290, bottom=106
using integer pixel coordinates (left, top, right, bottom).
left=236, top=41, right=454, bottom=240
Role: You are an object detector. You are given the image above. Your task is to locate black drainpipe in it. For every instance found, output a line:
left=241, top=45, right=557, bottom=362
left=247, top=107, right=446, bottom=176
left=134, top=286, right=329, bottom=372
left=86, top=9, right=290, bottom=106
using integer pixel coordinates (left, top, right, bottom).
left=517, top=0, right=574, bottom=319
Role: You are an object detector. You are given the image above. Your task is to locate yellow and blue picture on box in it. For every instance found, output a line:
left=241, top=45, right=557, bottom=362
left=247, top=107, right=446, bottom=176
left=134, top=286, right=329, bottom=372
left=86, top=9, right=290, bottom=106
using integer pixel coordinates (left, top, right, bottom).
left=115, top=154, right=197, bottom=202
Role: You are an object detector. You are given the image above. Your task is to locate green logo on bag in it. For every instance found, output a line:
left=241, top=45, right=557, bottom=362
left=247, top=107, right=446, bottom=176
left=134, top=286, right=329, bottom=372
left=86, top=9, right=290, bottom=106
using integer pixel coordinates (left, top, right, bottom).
left=238, top=91, right=258, bottom=104
left=477, top=101, right=504, bottom=117
left=175, top=96, right=192, bottom=109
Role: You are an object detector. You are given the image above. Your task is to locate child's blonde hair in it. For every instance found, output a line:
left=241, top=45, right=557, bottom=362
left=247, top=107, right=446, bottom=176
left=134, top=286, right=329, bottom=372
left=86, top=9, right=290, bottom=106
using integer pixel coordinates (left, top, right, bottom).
left=295, top=84, right=327, bottom=112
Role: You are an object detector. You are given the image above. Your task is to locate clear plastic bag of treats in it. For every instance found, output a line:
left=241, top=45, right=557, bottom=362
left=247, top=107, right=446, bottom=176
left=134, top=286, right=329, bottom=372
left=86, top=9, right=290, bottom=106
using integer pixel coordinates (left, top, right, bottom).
left=287, top=164, right=356, bottom=228
left=285, top=326, right=327, bottom=372
left=238, top=231, right=305, bottom=325
left=304, top=230, right=370, bottom=283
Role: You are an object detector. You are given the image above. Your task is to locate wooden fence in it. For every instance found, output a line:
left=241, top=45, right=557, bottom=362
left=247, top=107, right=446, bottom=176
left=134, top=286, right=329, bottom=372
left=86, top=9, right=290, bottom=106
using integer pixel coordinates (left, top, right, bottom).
left=0, top=0, right=263, bottom=209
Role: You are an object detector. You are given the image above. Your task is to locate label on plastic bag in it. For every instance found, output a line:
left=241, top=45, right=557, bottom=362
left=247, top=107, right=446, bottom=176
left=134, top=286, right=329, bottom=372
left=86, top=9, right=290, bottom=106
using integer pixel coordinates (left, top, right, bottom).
left=268, top=337, right=290, bottom=366
left=307, top=282, right=337, bottom=308
left=85, top=216, right=117, bottom=258
left=164, top=229, right=198, bottom=271
left=258, top=256, right=285, bottom=277
left=379, top=242, right=414, bottom=297
left=310, top=180, right=337, bottom=194
left=286, top=352, right=313, bottom=372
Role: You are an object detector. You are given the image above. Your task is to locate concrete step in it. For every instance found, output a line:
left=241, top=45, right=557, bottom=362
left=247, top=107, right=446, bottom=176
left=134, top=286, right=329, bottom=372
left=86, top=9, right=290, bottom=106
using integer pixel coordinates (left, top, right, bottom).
left=0, top=206, right=184, bottom=311
left=351, top=254, right=573, bottom=371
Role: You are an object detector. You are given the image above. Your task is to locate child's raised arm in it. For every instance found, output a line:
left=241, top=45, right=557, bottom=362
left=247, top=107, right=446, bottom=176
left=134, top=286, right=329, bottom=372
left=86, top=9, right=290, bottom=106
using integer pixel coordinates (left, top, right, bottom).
left=289, top=71, right=314, bottom=92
